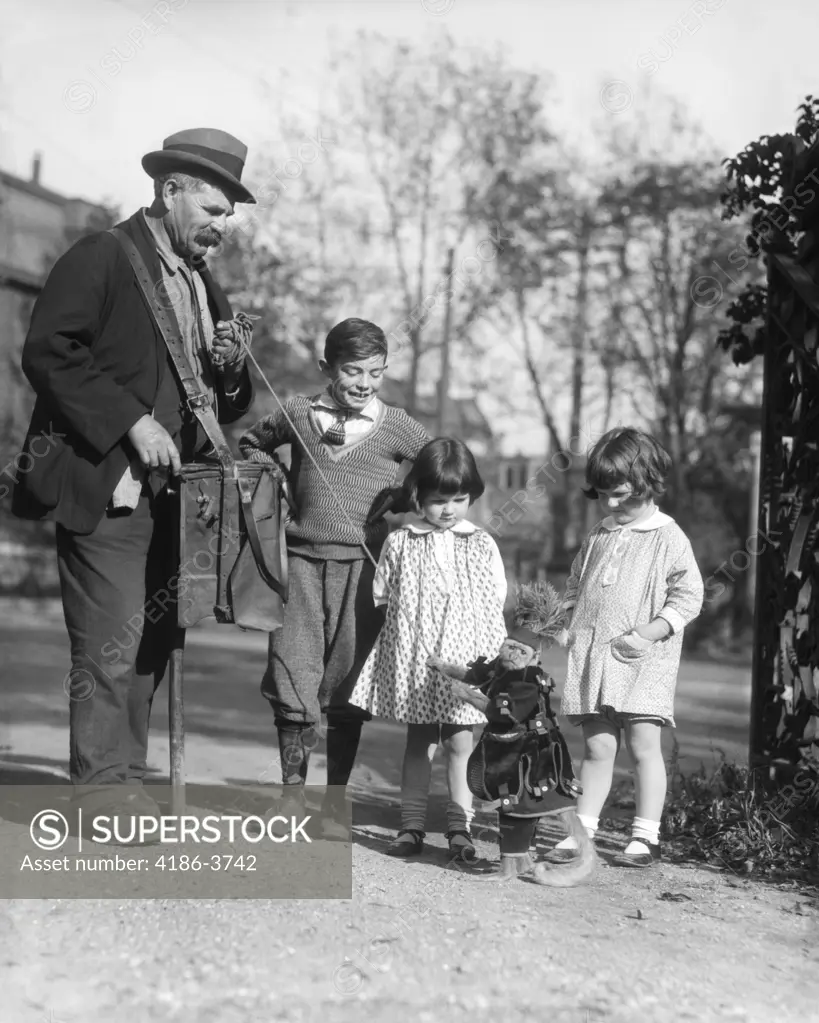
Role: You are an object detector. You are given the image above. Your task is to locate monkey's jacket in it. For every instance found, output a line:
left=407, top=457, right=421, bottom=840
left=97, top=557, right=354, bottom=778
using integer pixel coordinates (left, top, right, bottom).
left=465, top=657, right=582, bottom=817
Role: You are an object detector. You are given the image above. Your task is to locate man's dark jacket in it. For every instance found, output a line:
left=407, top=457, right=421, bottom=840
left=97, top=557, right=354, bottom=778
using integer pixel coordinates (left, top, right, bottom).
left=12, top=210, right=253, bottom=534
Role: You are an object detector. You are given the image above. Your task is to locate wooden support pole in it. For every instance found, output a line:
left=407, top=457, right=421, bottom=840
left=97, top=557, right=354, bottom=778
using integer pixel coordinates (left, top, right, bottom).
left=169, top=627, right=186, bottom=815
left=749, top=260, right=775, bottom=768
left=747, top=429, right=761, bottom=615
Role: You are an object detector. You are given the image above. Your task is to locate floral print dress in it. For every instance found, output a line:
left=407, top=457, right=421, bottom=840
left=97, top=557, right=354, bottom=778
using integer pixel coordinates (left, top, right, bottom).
left=350, top=520, right=507, bottom=725
left=560, top=509, right=704, bottom=727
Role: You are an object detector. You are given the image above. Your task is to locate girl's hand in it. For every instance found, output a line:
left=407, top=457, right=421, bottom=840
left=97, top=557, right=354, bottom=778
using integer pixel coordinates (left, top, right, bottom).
left=634, top=619, right=672, bottom=642
left=554, top=627, right=572, bottom=648
left=427, top=656, right=467, bottom=680
left=610, top=630, right=654, bottom=663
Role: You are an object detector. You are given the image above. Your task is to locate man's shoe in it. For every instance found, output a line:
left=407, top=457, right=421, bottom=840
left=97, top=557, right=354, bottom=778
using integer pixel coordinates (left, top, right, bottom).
left=77, top=792, right=161, bottom=847
left=612, top=842, right=662, bottom=868
left=125, top=785, right=163, bottom=817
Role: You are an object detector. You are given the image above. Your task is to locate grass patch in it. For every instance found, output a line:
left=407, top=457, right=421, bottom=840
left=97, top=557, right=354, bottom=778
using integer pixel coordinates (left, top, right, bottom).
left=606, top=740, right=819, bottom=886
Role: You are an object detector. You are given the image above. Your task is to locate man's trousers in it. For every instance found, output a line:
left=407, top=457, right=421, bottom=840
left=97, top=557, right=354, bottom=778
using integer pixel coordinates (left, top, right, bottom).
left=56, top=488, right=177, bottom=787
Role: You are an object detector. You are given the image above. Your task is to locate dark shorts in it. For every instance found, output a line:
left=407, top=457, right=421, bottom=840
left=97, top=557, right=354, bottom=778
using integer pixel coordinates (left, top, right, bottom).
left=567, top=707, right=666, bottom=729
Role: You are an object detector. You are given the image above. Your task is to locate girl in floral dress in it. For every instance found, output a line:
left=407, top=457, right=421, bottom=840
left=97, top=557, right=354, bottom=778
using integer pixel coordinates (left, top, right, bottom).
left=350, top=438, right=507, bottom=861
left=547, top=427, right=704, bottom=868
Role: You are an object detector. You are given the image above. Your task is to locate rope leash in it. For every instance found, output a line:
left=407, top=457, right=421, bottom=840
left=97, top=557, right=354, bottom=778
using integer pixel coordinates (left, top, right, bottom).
left=234, top=334, right=448, bottom=663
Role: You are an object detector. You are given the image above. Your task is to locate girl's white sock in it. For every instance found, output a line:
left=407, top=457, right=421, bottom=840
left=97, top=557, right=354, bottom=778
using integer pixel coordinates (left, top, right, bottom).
left=446, top=799, right=475, bottom=836
left=554, top=813, right=598, bottom=850
left=624, top=816, right=661, bottom=855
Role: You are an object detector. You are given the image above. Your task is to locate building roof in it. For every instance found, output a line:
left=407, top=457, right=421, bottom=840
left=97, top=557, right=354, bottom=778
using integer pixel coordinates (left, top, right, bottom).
left=379, top=379, right=494, bottom=442
left=0, top=168, right=94, bottom=209
left=0, top=260, right=43, bottom=294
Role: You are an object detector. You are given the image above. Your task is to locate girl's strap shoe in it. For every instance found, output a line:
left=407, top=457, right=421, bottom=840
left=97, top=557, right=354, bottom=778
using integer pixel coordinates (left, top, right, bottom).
left=445, top=829, right=476, bottom=862
left=612, top=842, right=662, bottom=868
left=386, top=829, right=425, bottom=857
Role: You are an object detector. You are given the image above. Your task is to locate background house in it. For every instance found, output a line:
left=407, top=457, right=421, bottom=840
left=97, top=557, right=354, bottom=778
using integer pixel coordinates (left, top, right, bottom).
left=0, top=156, right=113, bottom=590
left=0, top=155, right=113, bottom=466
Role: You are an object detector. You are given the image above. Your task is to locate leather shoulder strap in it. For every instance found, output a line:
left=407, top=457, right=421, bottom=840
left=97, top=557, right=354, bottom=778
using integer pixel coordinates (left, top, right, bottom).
left=108, top=226, right=234, bottom=468
left=109, top=227, right=287, bottom=591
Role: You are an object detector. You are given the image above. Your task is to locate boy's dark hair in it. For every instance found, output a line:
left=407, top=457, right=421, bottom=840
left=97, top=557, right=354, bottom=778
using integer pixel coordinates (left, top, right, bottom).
left=403, top=437, right=485, bottom=508
left=324, top=318, right=388, bottom=366
left=583, top=427, right=672, bottom=500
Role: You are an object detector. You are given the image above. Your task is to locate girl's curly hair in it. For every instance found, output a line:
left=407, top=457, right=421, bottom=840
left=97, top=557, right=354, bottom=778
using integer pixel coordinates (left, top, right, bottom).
left=583, top=427, right=672, bottom=500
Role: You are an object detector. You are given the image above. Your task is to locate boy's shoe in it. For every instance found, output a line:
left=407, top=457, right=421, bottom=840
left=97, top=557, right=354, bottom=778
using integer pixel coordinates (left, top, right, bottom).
left=470, top=853, right=533, bottom=882
left=612, top=842, right=662, bottom=868
left=386, top=829, right=425, bottom=857
left=446, top=829, right=476, bottom=863
left=318, top=792, right=353, bottom=842
left=264, top=785, right=310, bottom=837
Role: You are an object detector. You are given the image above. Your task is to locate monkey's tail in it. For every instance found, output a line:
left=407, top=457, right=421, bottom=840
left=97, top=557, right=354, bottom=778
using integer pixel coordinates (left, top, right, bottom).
left=531, top=809, right=598, bottom=888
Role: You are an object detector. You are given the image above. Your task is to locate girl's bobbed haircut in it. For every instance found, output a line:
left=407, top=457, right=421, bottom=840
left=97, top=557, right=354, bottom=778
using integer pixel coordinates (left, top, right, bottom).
left=403, top=437, right=485, bottom=508
left=583, top=427, right=672, bottom=501
left=324, top=318, right=387, bottom=366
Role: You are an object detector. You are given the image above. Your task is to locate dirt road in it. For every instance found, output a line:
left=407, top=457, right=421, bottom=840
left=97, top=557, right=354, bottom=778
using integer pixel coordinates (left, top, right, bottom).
left=2, top=605, right=818, bottom=1023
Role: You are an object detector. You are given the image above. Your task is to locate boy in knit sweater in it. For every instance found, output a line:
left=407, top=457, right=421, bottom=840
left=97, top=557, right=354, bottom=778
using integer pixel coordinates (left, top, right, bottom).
left=239, top=318, right=429, bottom=834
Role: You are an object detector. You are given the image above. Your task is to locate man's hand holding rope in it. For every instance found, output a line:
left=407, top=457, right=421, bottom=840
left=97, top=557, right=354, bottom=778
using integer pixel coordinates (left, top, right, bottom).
left=211, top=311, right=256, bottom=389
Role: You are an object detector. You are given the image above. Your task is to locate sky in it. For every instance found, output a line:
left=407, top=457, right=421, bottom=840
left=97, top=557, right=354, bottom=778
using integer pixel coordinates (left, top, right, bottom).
left=1, top=0, right=815, bottom=453
left=2, top=0, right=816, bottom=211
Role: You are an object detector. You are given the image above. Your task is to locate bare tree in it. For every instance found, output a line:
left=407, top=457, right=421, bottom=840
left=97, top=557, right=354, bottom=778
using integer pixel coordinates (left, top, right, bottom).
left=329, top=31, right=556, bottom=414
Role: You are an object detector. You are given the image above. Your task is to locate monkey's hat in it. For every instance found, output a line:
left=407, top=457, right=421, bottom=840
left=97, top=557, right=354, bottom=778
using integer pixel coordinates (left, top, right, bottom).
left=507, top=581, right=565, bottom=651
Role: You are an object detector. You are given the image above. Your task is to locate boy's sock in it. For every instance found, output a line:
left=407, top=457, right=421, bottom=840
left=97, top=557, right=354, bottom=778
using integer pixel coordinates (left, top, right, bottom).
left=277, top=722, right=316, bottom=786
left=624, top=816, right=661, bottom=855
left=554, top=813, right=598, bottom=850
left=324, top=718, right=364, bottom=789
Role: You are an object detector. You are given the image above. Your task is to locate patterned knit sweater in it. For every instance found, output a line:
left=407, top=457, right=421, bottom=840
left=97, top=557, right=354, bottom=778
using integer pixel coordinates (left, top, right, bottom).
left=239, top=397, right=429, bottom=559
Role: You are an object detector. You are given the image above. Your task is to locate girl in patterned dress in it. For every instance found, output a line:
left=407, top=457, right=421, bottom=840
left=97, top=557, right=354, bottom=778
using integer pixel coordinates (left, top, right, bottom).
left=350, top=438, right=507, bottom=861
left=546, top=427, right=704, bottom=868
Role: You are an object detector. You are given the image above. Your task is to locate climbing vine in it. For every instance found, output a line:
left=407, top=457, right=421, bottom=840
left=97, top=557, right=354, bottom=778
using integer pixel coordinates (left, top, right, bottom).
left=717, top=95, right=819, bottom=363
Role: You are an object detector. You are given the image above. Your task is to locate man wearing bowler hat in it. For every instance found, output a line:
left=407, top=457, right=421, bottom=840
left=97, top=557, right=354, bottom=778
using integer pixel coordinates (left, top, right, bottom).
left=14, top=129, right=257, bottom=826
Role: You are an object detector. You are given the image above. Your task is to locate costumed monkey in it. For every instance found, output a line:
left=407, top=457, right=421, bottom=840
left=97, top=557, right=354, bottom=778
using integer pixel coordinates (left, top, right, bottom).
left=429, top=581, right=598, bottom=885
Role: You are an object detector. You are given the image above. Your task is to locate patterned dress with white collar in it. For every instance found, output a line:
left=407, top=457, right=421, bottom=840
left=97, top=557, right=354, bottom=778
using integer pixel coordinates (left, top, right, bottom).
left=349, top=518, right=508, bottom=725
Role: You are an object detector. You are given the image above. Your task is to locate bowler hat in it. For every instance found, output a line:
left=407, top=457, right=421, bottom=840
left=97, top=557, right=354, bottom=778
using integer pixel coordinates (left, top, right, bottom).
left=142, top=128, right=256, bottom=204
